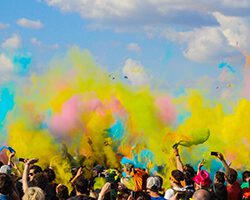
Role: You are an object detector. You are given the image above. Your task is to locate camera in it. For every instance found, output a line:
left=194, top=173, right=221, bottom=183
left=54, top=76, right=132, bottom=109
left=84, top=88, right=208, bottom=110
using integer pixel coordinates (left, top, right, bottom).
left=211, top=152, right=218, bottom=156
left=18, top=158, right=25, bottom=162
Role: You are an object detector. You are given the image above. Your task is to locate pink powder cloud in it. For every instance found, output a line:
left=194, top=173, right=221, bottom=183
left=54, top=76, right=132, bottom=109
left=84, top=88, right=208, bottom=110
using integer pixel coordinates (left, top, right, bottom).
left=155, top=96, right=177, bottom=124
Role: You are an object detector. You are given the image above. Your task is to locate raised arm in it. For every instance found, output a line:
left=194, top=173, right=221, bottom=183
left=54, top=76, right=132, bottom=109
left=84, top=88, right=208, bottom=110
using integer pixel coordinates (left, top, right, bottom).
left=216, top=153, right=230, bottom=173
left=174, top=147, right=184, bottom=172
left=70, top=166, right=83, bottom=185
left=197, top=159, right=205, bottom=175
left=11, top=161, right=22, bottom=177
left=98, top=182, right=111, bottom=200
left=7, top=152, right=15, bottom=166
left=22, top=158, right=39, bottom=192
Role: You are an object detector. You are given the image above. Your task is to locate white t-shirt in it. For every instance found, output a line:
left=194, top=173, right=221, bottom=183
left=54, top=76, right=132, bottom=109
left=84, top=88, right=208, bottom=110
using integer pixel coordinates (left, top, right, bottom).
left=164, top=187, right=186, bottom=199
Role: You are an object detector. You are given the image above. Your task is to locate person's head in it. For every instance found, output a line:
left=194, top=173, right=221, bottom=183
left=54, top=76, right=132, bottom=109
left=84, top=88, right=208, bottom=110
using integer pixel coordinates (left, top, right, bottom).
left=43, top=168, right=56, bottom=183
left=92, top=165, right=104, bottom=177
left=214, top=171, right=225, bottom=184
left=225, top=168, right=237, bottom=185
left=74, top=176, right=89, bottom=195
left=56, top=184, right=69, bottom=200
left=30, top=172, right=49, bottom=191
left=123, top=163, right=134, bottom=176
left=0, top=173, right=13, bottom=195
left=22, top=187, right=45, bottom=200
left=146, top=176, right=162, bottom=193
left=192, top=189, right=211, bottom=200
left=29, top=165, right=43, bottom=181
left=155, top=175, right=163, bottom=190
left=193, top=170, right=212, bottom=190
left=170, top=170, right=185, bottom=188
left=0, top=165, right=12, bottom=176
left=183, top=164, right=196, bottom=185
left=183, top=164, right=196, bottom=177
left=104, top=168, right=119, bottom=184
left=242, top=170, right=250, bottom=182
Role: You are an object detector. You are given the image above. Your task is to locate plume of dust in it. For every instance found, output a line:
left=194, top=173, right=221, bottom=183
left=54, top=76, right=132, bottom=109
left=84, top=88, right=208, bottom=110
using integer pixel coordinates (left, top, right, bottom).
left=175, top=90, right=250, bottom=170
left=3, top=47, right=249, bottom=186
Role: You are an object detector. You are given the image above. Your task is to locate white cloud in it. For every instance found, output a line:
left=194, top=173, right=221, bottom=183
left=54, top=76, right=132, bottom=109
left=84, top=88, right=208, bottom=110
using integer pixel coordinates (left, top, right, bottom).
left=0, top=54, right=13, bottom=72
left=30, top=37, right=59, bottom=49
left=0, top=22, right=9, bottom=30
left=45, top=0, right=250, bottom=28
left=213, top=12, right=250, bottom=51
left=45, top=0, right=221, bottom=29
left=163, top=25, right=243, bottom=63
left=44, top=1, right=249, bottom=64
left=184, top=27, right=237, bottom=62
left=0, top=54, right=14, bottom=82
left=122, top=58, right=149, bottom=86
left=127, top=43, right=141, bottom=53
left=1, top=34, right=22, bottom=50
left=222, top=0, right=250, bottom=8
left=46, top=0, right=135, bottom=19
left=30, top=37, right=42, bottom=46
left=162, top=27, right=191, bottom=43
left=171, top=12, right=250, bottom=63
left=17, top=18, right=43, bottom=29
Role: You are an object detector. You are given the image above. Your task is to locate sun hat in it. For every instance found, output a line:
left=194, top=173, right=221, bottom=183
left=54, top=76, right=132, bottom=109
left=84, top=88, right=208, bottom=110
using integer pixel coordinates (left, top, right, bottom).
left=193, top=170, right=212, bottom=187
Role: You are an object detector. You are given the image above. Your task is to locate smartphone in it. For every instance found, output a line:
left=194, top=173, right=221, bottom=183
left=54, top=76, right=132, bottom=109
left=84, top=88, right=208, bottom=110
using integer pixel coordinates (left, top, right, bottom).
left=211, top=151, right=218, bottom=156
left=18, top=158, right=25, bottom=162
left=0, top=146, right=15, bottom=153
left=7, top=146, right=16, bottom=153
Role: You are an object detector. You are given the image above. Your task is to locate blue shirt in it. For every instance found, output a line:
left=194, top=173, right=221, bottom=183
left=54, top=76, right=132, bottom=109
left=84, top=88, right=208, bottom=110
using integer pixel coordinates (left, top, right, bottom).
left=0, top=195, right=12, bottom=200
left=150, top=196, right=166, bottom=200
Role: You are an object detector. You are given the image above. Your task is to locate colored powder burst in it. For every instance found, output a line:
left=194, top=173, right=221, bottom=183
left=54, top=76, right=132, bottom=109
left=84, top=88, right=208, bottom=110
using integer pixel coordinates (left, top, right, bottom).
left=107, top=119, right=125, bottom=141
left=13, top=52, right=32, bottom=75
left=175, top=91, right=250, bottom=170
left=155, top=96, right=177, bottom=124
left=0, top=47, right=249, bottom=186
left=0, top=88, right=14, bottom=142
left=218, top=62, right=236, bottom=73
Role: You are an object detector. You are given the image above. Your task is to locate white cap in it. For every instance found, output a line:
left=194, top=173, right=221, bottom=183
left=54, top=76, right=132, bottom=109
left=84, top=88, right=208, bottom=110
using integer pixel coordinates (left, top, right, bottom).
left=0, top=165, right=12, bottom=175
left=146, top=176, right=161, bottom=190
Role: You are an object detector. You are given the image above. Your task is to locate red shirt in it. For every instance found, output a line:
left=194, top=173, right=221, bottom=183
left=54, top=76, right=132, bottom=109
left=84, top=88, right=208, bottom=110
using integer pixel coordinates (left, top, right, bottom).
left=227, top=181, right=242, bottom=200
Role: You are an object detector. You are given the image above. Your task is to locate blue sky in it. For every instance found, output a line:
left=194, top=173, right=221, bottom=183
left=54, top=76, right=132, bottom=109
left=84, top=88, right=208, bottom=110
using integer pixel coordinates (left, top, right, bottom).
left=0, top=0, right=250, bottom=91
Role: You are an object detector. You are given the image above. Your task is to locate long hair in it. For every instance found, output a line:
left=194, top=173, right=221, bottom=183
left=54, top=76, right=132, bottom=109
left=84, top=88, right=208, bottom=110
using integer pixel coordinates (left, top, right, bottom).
left=22, top=187, right=45, bottom=200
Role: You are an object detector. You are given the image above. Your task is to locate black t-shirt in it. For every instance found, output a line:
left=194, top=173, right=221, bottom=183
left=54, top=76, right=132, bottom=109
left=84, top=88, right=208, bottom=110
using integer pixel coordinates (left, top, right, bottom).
left=68, top=195, right=95, bottom=200
left=211, top=183, right=227, bottom=200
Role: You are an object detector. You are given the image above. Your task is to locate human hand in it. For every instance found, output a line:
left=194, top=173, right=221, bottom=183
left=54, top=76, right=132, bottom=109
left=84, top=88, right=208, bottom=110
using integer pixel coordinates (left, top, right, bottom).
left=198, top=159, right=205, bottom=170
left=26, top=158, right=39, bottom=165
left=9, top=152, right=16, bottom=159
left=216, top=152, right=224, bottom=161
left=76, top=166, right=83, bottom=177
left=99, top=182, right=111, bottom=198
left=12, top=161, right=18, bottom=170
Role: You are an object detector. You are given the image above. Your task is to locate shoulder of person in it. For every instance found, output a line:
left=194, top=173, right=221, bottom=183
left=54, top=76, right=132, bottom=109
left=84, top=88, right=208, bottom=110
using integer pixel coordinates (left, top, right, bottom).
left=164, top=188, right=174, bottom=199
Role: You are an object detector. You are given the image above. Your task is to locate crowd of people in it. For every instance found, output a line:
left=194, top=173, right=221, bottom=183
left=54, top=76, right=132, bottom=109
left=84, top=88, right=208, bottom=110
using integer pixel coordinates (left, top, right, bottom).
left=0, top=146, right=249, bottom=200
